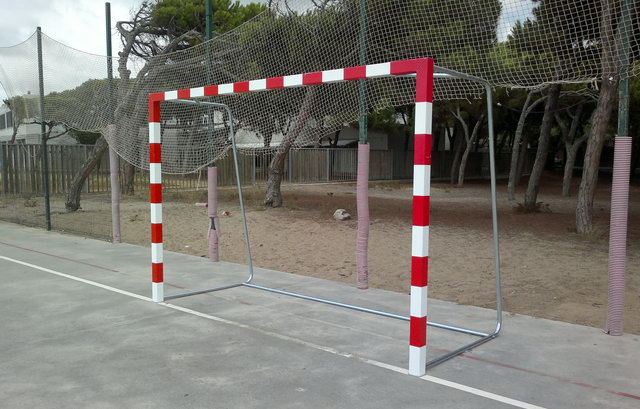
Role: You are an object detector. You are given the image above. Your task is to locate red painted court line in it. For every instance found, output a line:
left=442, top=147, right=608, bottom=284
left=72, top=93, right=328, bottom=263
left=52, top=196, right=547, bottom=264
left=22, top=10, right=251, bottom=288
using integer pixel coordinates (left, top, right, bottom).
left=0, top=241, right=119, bottom=272
left=458, top=353, right=640, bottom=401
left=427, top=344, right=640, bottom=401
left=0, top=240, right=187, bottom=290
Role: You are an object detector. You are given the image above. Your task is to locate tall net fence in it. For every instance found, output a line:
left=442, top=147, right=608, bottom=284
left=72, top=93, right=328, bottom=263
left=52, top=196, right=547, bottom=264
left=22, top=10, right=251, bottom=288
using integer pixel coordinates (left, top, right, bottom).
left=1, top=0, right=635, bottom=242
left=0, top=0, right=638, bottom=177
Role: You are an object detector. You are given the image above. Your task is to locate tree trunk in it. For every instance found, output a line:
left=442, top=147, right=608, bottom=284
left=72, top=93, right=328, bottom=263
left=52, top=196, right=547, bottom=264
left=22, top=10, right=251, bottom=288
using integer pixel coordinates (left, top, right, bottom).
left=562, top=145, right=580, bottom=197
left=523, top=84, right=561, bottom=210
left=264, top=88, right=317, bottom=207
left=450, top=107, right=471, bottom=185
left=515, top=132, right=529, bottom=184
left=457, top=142, right=473, bottom=187
left=449, top=126, right=464, bottom=184
left=507, top=91, right=546, bottom=200
left=576, top=0, right=618, bottom=234
left=122, top=162, right=136, bottom=194
left=65, top=136, right=109, bottom=211
left=558, top=105, right=588, bottom=197
left=576, top=79, right=617, bottom=232
left=457, top=115, right=484, bottom=187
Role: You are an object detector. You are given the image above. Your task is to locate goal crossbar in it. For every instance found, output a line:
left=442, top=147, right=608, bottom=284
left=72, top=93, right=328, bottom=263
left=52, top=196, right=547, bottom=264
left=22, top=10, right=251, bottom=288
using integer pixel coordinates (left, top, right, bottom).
left=147, top=58, right=502, bottom=376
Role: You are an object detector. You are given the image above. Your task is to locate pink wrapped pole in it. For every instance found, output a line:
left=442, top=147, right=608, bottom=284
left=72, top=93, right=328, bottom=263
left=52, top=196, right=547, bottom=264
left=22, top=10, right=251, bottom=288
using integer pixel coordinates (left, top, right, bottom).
left=356, top=143, right=370, bottom=289
left=107, top=125, right=121, bottom=244
left=605, top=136, right=632, bottom=335
left=208, top=166, right=220, bottom=261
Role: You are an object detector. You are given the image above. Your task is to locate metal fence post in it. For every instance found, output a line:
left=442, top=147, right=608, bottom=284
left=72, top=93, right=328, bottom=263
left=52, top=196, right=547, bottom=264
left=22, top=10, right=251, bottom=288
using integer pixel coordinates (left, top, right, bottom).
left=105, top=2, right=121, bottom=243
left=0, top=143, right=5, bottom=196
left=289, top=149, right=293, bottom=183
left=252, top=155, right=256, bottom=185
left=326, top=149, right=330, bottom=181
left=36, top=27, right=51, bottom=230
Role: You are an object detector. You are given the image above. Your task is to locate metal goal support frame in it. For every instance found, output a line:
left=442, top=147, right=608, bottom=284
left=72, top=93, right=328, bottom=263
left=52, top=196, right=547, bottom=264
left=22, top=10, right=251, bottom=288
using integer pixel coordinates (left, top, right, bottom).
left=147, top=58, right=502, bottom=376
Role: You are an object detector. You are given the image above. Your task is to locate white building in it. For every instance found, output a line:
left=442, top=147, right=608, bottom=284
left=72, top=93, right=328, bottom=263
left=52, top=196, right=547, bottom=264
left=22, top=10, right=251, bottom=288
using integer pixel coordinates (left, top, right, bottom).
left=0, top=102, right=78, bottom=145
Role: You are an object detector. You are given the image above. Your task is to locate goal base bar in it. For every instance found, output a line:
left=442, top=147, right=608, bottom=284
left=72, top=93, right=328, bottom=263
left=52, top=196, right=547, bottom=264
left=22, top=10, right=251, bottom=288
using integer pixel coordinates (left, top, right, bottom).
left=162, top=278, right=496, bottom=369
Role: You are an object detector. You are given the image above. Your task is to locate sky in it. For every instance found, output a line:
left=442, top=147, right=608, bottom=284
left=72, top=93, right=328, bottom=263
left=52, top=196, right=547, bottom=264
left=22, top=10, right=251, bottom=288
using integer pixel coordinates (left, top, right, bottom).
left=0, top=0, right=535, bottom=102
left=0, top=0, right=142, bottom=101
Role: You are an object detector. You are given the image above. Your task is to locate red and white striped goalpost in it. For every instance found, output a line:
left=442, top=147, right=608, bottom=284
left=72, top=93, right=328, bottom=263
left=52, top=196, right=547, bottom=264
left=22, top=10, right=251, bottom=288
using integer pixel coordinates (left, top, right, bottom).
left=148, top=58, right=434, bottom=376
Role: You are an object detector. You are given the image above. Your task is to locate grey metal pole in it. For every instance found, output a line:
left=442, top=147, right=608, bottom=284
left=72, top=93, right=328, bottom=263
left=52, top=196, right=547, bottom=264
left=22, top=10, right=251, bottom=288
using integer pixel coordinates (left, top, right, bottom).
left=484, top=84, right=503, bottom=333
left=36, top=27, right=51, bottom=231
left=204, top=0, right=220, bottom=261
left=105, top=2, right=121, bottom=243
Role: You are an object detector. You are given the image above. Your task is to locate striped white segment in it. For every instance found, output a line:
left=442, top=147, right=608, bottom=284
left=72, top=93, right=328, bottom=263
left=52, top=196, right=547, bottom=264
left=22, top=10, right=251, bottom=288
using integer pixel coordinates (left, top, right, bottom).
left=152, top=282, right=164, bottom=302
left=283, top=74, right=303, bottom=87
left=0, top=255, right=548, bottom=409
left=413, top=165, right=431, bottom=196
left=410, top=286, right=428, bottom=317
left=409, top=345, right=427, bottom=376
left=150, top=203, right=163, bottom=224
left=366, top=62, right=391, bottom=78
left=149, top=163, right=162, bottom=184
left=322, top=69, right=344, bottom=83
left=415, top=102, right=433, bottom=134
left=411, top=226, right=429, bottom=257
left=190, top=87, right=205, bottom=98
left=218, top=83, right=234, bottom=94
left=149, top=123, right=161, bottom=143
left=164, top=90, right=178, bottom=100
left=249, top=79, right=267, bottom=91
left=151, top=242, right=163, bottom=263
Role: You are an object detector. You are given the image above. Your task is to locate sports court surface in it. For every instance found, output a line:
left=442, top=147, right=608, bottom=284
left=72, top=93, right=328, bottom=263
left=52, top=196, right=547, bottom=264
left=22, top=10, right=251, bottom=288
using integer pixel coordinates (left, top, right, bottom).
left=1, top=221, right=638, bottom=408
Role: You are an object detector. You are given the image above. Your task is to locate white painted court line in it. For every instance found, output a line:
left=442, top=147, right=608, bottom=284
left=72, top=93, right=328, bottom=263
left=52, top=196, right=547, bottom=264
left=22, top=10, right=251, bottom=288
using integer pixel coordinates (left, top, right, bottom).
left=0, top=256, right=151, bottom=302
left=1, top=255, right=547, bottom=409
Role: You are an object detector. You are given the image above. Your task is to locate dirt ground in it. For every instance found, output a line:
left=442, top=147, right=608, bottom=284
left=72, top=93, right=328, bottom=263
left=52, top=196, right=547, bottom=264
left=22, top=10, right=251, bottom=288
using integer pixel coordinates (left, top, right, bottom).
left=2, top=174, right=639, bottom=333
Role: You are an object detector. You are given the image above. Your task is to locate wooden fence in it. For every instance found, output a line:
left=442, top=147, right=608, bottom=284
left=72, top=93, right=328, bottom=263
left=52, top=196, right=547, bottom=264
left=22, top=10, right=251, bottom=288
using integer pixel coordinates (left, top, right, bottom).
left=0, top=144, right=394, bottom=195
left=1, top=142, right=527, bottom=196
left=392, top=149, right=536, bottom=180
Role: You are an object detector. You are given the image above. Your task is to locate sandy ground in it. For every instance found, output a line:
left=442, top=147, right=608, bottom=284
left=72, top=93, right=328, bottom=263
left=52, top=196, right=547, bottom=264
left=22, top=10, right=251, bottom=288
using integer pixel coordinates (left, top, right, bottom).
left=2, top=174, right=639, bottom=333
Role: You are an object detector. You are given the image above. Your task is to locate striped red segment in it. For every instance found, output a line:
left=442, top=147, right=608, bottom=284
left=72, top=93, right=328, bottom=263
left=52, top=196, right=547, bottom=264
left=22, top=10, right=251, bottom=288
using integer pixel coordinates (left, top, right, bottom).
left=390, top=59, right=421, bottom=75
left=389, top=58, right=434, bottom=102
left=151, top=223, right=163, bottom=243
left=234, top=81, right=250, bottom=93
left=152, top=263, right=163, bottom=282
left=149, top=92, right=165, bottom=102
left=412, top=196, right=430, bottom=226
left=415, top=60, right=434, bottom=103
left=409, top=316, right=427, bottom=346
left=266, top=76, right=284, bottom=89
left=150, top=183, right=162, bottom=203
left=177, top=89, right=190, bottom=99
left=303, top=71, right=323, bottom=85
left=148, top=100, right=162, bottom=122
left=149, top=143, right=161, bottom=163
left=344, top=65, right=366, bottom=80
left=411, top=257, right=429, bottom=287
left=413, top=134, right=432, bottom=165
left=204, top=85, right=218, bottom=96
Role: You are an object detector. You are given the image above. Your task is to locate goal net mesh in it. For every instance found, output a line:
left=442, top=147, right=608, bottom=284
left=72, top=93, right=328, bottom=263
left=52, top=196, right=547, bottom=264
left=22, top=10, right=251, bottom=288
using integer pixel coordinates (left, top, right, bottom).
left=0, top=0, right=637, bottom=174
